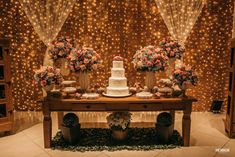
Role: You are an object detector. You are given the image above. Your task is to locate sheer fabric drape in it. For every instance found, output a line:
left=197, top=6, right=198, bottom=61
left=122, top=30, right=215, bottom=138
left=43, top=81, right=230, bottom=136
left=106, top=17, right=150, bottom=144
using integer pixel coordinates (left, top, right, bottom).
left=155, top=0, right=205, bottom=44
left=19, top=0, right=76, bottom=65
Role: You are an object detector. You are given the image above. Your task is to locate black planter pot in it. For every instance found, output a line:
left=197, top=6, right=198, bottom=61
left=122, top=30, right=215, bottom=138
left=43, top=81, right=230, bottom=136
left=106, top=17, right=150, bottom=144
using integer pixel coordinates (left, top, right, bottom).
left=155, top=123, right=173, bottom=144
left=61, top=123, right=81, bottom=144
left=155, top=112, right=173, bottom=144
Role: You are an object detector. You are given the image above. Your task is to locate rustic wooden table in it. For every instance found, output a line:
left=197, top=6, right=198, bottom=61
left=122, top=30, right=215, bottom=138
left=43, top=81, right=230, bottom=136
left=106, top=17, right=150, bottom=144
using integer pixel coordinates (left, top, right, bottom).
left=41, top=96, right=197, bottom=148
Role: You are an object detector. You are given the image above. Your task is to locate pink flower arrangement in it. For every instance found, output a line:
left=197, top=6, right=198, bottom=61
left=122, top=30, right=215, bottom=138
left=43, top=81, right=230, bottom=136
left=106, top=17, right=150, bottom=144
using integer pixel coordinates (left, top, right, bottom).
left=159, top=37, right=185, bottom=59
left=67, top=47, right=102, bottom=72
left=48, top=37, right=76, bottom=61
left=132, top=45, right=169, bottom=71
left=34, top=66, right=63, bottom=87
left=172, top=65, right=198, bottom=86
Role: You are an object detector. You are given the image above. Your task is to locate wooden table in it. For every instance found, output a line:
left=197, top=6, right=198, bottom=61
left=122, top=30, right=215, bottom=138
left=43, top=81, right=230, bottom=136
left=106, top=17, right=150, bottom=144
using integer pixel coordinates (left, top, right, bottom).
left=41, top=96, right=197, bottom=148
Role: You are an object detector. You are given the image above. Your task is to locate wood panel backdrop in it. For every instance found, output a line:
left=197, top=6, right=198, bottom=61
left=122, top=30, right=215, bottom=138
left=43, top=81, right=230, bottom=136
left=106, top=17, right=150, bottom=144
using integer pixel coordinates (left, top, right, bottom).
left=0, top=0, right=233, bottom=111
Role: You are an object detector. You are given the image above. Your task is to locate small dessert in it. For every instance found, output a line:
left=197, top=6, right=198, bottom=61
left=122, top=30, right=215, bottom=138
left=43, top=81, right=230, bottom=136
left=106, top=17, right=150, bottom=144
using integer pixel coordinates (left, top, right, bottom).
left=136, top=91, right=153, bottom=99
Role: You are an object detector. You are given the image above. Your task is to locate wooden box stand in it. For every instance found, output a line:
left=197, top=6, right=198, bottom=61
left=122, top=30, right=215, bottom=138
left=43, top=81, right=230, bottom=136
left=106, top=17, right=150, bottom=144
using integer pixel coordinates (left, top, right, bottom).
left=225, top=38, right=235, bottom=138
left=0, top=38, right=13, bottom=133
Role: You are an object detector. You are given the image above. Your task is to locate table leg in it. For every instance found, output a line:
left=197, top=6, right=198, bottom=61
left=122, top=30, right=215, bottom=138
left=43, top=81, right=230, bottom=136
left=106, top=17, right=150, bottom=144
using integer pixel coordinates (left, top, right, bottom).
left=42, top=103, right=52, bottom=148
left=58, top=112, right=64, bottom=130
left=170, top=110, right=175, bottom=129
left=182, top=104, right=192, bottom=146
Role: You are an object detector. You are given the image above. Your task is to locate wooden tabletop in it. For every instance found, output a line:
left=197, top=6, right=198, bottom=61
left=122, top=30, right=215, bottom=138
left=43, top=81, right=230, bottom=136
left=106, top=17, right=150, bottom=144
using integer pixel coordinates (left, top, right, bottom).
left=40, top=95, right=197, bottom=104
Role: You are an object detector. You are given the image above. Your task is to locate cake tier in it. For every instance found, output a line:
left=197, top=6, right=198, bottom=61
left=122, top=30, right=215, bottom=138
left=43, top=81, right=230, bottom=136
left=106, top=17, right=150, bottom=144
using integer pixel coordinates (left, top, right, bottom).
left=113, top=61, right=123, bottom=68
left=111, top=68, right=125, bottom=77
left=109, top=77, right=127, bottom=87
left=107, top=87, right=129, bottom=95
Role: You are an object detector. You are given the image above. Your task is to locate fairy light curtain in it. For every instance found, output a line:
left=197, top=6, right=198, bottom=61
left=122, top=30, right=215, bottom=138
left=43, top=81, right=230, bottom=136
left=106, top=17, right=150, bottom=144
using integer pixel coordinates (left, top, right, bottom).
left=19, top=0, right=76, bottom=65
left=155, top=0, right=206, bottom=44
left=233, top=0, right=235, bottom=38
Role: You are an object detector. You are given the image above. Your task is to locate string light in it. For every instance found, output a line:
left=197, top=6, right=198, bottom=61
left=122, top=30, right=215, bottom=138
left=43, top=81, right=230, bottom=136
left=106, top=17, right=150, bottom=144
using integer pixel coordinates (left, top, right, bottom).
left=0, top=0, right=233, bottom=111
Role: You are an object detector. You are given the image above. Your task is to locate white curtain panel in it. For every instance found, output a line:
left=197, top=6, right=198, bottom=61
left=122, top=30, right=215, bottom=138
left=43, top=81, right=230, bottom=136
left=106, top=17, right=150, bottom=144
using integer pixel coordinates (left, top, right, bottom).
left=19, top=0, right=76, bottom=65
left=155, top=0, right=206, bottom=44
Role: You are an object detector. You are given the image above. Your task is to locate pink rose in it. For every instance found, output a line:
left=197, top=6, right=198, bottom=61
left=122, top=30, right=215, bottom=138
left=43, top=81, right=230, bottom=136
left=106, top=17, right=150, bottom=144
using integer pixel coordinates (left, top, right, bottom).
left=157, top=62, right=162, bottom=67
left=41, top=80, right=46, bottom=86
left=66, top=56, right=71, bottom=60
left=147, top=51, right=152, bottom=55
left=70, top=66, right=74, bottom=71
left=84, top=58, right=89, bottom=64
left=146, top=61, right=152, bottom=66
left=170, top=51, right=175, bottom=57
left=87, top=54, right=92, bottom=58
left=156, top=54, right=161, bottom=59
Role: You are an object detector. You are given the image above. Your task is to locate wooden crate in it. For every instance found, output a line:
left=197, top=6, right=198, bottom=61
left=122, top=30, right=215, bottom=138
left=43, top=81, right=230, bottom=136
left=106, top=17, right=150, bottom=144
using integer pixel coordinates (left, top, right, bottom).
left=0, top=38, right=13, bottom=133
left=225, top=38, right=235, bottom=138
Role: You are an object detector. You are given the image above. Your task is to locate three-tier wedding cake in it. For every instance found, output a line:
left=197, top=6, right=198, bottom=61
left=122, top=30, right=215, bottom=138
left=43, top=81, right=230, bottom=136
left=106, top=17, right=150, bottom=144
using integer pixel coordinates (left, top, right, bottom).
left=106, top=56, right=130, bottom=96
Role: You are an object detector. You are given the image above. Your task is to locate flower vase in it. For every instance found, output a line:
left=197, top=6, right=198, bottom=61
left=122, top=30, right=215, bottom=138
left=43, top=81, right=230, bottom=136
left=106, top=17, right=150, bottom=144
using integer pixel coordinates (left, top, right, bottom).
left=145, top=71, right=156, bottom=91
left=78, top=72, right=90, bottom=92
left=112, top=129, right=128, bottom=141
left=179, top=82, right=190, bottom=98
left=42, top=84, right=54, bottom=98
left=55, top=58, right=70, bottom=76
left=43, top=85, right=54, bottom=92
left=167, top=58, right=176, bottom=77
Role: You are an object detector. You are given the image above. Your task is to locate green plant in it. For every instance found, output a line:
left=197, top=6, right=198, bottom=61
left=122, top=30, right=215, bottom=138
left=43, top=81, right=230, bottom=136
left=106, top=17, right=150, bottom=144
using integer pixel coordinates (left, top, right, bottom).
left=63, top=113, right=79, bottom=127
left=157, top=112, right=172, bottom=126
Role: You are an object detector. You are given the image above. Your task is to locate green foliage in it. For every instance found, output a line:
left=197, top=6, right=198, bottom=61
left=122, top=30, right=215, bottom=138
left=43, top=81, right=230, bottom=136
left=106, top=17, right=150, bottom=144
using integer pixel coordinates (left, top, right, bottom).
left=157, top=112, right=173, bottom=126
left=62, top=113, right=79, bottom=127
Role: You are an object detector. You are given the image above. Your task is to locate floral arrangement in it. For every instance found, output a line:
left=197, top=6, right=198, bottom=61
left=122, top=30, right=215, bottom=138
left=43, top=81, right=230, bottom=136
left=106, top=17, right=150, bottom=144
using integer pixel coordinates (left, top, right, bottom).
left=34, top=66, right=63, bottom=87
left=172, top=65, right=198, bottom=87
left=48, top=37, right=76, bottom=61
left=132, top=45, right=169, bottom=72
left=159, top=37, right=185, bottom=59
left=107, top=112, right=132, bottom=131
left=67, top=47, right=102, bottom=72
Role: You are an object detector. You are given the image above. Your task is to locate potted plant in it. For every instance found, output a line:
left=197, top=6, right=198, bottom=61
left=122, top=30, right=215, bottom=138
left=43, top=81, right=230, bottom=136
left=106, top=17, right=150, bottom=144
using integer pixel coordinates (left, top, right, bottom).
left=172, top=64, right=198, bottom=98
left=34, top=66, right=63, bottom=93
left=132, top=45, right=169, bottom=91
left=67, top=47, right=102, bottom=92
left=159, top=37, right=185, bottom=77
left=155, top=112, right=173, bottom=144
left=61, top=113, right=80, bottom=144
left=106, top=112, right=132, bottom=141
left=48, top=36, right=76, bottom=76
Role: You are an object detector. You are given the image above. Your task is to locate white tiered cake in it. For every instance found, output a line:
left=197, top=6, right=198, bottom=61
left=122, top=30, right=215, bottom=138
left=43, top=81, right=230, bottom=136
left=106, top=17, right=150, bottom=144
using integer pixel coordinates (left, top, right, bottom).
left=106, top=56, right=130, bottom=97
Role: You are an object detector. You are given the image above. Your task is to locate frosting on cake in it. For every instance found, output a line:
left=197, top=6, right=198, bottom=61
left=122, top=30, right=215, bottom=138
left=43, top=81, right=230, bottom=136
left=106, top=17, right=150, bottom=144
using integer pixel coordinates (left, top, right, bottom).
left=107, top=57, right=129, bottom=96
left=113, top=61, right=123, bottom=68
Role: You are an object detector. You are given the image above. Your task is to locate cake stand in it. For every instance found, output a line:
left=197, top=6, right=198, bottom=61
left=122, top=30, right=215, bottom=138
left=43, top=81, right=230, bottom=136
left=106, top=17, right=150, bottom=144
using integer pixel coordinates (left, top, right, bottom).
left=136, top=91, right=153, bottom=99
left=102, top=92, right=132, bottom=98
left=82, top=93, right=99, bottom=99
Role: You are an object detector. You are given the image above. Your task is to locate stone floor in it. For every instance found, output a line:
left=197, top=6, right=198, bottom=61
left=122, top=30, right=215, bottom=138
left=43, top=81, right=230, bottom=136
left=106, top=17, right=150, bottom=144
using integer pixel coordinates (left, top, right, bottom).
left=0, top=111, right=234, bottom=157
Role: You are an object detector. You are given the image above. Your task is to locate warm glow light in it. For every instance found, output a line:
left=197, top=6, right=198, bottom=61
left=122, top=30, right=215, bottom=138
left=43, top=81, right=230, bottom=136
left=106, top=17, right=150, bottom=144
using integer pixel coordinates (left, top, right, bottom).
left=0, top=0, right=233, bottom=111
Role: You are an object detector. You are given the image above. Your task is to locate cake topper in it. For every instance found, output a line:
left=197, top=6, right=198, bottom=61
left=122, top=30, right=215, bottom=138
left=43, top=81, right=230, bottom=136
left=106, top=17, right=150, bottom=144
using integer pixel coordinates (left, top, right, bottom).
left=113, top=56, right=123, bottom=61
